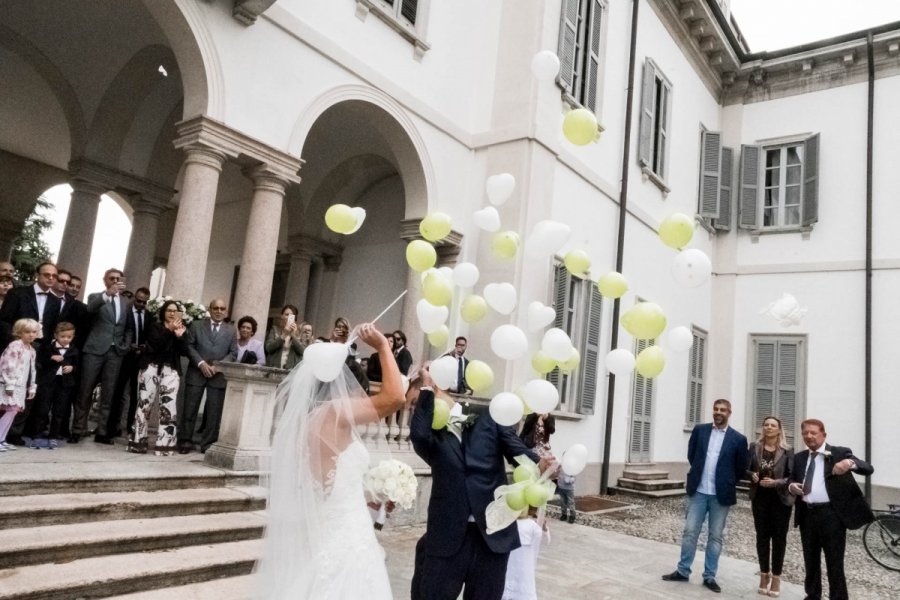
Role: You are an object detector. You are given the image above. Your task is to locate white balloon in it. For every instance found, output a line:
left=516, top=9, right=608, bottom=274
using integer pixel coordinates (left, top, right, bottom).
left=761, top=292, right=808, bottom=327
left=605, top=348, right=635, bottom=376
left=346, top=207, right=367, bottom=234
left=527, top=301, right=556, bottom=331
left=672, top=248, right=712, bottom=288
left=531, top=50, right=561, bottom=82
left=473, top=206, right=502, bottom=232
left=438, top=266, right=454, bottom=280
left=303, top=342, right=349, bottom=382
left=419, top=267, right=438, bottom=285
left=561, top=444, right=588, bottom=476
left=489, top=392, right=525, bottom=426
left=666, top=326, right=694, bottom=352
left=484, top=282, right=517, bottom=315
left=523, top=379, right=559, bottom=414
left=485, top=173, right=516, bottom=206
left=541, top=327, right=573, bottom=362
left=525, top=220, right=571, bottom=258
left=490, top=324, right=529, bottom=361
left=429, top=355, right=459, bottom=390
left=452, top=262, right=480, bottom=288
left=416, top=299, right=449, bottom=334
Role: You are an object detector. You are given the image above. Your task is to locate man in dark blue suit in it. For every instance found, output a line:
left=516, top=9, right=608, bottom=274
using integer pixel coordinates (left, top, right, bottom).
left=663, top=398, right=749, bottom=594
left=410, top=366, right=544, bottom=600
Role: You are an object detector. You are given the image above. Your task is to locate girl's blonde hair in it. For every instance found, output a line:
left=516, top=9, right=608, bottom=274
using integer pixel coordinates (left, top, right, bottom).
left=13, top=318, right=40, bottom=338
left=755, top=415, right=790, bottom=450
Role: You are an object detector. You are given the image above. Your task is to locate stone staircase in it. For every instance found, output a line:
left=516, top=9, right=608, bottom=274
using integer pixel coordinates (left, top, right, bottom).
left=0, top=468, right=264, bottom=600
left=612, top=463, right=686, bottom=498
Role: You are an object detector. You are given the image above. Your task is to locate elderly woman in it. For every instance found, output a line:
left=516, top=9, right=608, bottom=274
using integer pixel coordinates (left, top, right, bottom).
left=748, top=416, right=794, bottom=597
left=265, top=305, right=305, bottom=370
left=236, top=316, right=265, bottom=365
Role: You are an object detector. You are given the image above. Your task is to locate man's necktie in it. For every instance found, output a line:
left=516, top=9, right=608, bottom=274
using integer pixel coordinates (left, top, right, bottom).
left=802, top=451, right=818, bottom=495
left=457, top=357, right=464, bottom=392
left=213, top=323, right=220, bottom=335
left=136, top=310, right=143, bottom=345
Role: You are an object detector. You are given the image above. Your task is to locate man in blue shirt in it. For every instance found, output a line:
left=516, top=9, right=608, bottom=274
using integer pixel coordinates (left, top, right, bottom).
left=663, top=398, right=749, bottom=593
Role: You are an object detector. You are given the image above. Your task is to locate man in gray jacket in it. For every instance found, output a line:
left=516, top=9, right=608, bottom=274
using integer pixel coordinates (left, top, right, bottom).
left=178, top=298, right=237, bottom=453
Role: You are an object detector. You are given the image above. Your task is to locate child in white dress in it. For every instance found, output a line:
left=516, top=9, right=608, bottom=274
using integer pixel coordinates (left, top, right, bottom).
left=502, top=509, right=549, bottom=600
left=0, top=319, right=39, bottom=451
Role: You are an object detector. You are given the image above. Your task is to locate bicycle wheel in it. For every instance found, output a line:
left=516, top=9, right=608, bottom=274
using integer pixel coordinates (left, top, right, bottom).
left=863, top=515, right=900, bottom=571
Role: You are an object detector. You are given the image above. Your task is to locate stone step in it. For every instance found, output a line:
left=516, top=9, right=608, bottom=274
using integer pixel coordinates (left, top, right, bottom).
left=0, top=461, right=259, bottom=497
left=621, top=468, right=671, bottom=481
left=0, top=539, right=261, bottom=600
left=610, top=485, right=688, bottom=499
left=616, top=477, right=685, bottom=492
left=107, top=575, right=254, bottom=600
left=0, top=510, right=267, bottom=569
left=0, top=486, right=266, bottom=530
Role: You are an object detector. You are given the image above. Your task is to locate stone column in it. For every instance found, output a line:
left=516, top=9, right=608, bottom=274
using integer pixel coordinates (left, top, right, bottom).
left=123, top=194, right=171, bottom=288
left=231, top=166, right=291, bottom=335
left=286, top=235, right=318, bottom=322
left=57, top=179, right=105, bottom=279
left=304, top=260, right=324, bottom=331
left=164, top=144, right=226, bottom=300
left=316, top=254, right=343, bottom=334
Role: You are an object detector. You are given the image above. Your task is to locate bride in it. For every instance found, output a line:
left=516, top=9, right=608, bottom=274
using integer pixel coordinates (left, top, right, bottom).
left=255, top=323, right=405, bottom=599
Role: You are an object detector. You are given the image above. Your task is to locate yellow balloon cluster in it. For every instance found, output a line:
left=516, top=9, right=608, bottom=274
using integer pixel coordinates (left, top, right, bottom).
left=658, top=213, right=694, bottom=250
left=422, top=272, right=453, bottom=306
left=324, top=204, right=357, bottom=234
left=564, top=250, right=591, bottom=276
left=432, top=398, right=451, bottom=429
left=460, top=295, right=488, bottom=323
left=419, top=212, right=452, bottom=242
left=427, top=325, right=449, bottom=347
left=621, top=302, right=667, bottom=340
left=491, top=231, right=520, bottom=260
left=635, top=345, right=665, bottom=378
left=597, top=271, right=628, bottom=298
left=559, top=348, right=580, bottom=374
left=531, top=351, right=557, bottom=375
left=466, top=360, right=494, bottom=393
left=406, top=240, right=437, bottom=272
left=562, top=108, right=599, bottom=146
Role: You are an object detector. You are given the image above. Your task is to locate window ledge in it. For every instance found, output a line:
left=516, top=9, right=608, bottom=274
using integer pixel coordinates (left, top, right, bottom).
left=640, top=166, right=671, bottom=195
left=683, top=423, right=697, bottom=433
left=748, top=225, right=813, bottom=242
left=553, top=409, right=587, bottom=422
left=560, top=93, right=606, bottom=134
left=355, top=0, right=430, bottom=61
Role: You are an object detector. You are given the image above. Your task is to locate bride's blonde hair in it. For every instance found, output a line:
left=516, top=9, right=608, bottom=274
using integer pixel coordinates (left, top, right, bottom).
left=755, top=415, right=790, bottom=450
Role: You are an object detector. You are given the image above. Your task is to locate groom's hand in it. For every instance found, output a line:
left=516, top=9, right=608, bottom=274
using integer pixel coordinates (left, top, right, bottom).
left=538, top=456, right=557, bottom=475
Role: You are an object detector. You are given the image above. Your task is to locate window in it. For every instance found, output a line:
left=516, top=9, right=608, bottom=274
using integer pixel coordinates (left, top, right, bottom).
left=739, top=134, right=819, bottom=231
left=748, top=335, right=806, bottom=447
left=557, top=0, right=608, bottom=113
left=638, top=59, right=673, bottom=188
left=629, top=337, right=655, bottom=462
left=685, top=327, right=707, bottom=428
left=548, top=263, right=602, bottom=414
left=697, top=130, right=735, bottom=231
left=355, top=0, right=430, bottom=58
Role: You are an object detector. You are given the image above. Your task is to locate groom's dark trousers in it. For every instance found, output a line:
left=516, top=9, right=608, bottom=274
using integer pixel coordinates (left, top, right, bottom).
left=410, top=389, right=539, bottom=600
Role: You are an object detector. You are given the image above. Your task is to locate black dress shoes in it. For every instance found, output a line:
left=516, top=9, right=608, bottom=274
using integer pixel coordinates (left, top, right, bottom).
left=93, top=434, right=114, bottom=445
left=662, top=571, right=689, bottom=582
left=702, top=579, right=721, bottom=593
left=177, top=441, right=192, bottom=454
left=67, top=434, right=80, bottom=444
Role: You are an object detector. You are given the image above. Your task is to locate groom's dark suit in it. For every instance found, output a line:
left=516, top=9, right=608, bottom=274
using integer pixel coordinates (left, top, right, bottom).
left=410, top=389, right=539, bottom=600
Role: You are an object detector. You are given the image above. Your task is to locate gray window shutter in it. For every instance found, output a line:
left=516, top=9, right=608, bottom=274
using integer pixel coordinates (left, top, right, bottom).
left=638, top=60, right=656, bottom=168
left=753, top=341, right=776, bottom=432
left=400, top=0, right=418, bottom=24
left=699, top=131, right=722, bottom=219
left=656, top=81, right=671, bottom=177
left=686, top=329, right=705, bottom=425
left=739, top=144, right=761, bottom=229
left=548, top=263, right=571, bottom=390
left=802, top=133, right=819, bottom=226
left=557, top=0, right=579, bottom=95
left=776, top=341, right=798, bottom=447
left=577, top=285, right=602, bottom=415
left=714, top=146, right=734, bottom=231
left=630, top=338, right=654, bottom=459
left=583, top=0, right=604, bottom=112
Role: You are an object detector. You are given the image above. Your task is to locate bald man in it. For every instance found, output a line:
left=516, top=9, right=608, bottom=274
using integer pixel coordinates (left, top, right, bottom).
left=0, top=261, right=14, bottom=279
left=178, top=298, right=237, bottom=454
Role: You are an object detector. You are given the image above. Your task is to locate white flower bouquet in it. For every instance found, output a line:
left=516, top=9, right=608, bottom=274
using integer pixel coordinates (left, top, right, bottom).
left=145, top=297, right=210, bottom=324
left=363, top=458, right=418, bottom=529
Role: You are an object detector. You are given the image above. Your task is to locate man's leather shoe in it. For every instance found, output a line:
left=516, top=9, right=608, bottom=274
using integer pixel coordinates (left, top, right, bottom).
left=703, top=579, right=721, bottom=593
left=662, top=571, right=689, bottom=582
left=177, top=442, right=192, bottom=454
left=6, top=436, right=25, bottom=446
left=93, top=435, right=114, bottom=445
left=67, top=434, right=80, bottom=444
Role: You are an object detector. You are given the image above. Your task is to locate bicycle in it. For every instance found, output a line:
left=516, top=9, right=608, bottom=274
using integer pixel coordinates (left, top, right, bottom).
left=863, top=503, right=900, bottom=571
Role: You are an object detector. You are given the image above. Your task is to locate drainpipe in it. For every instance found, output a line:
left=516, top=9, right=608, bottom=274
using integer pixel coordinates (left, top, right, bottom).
left=600, top=0, right=640, bottom=495
left=864, top=32, right=874, bottom=502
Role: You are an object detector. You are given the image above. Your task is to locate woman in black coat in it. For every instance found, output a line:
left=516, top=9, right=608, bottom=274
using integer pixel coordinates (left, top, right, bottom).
left=518, top=412, right=556, bottom=458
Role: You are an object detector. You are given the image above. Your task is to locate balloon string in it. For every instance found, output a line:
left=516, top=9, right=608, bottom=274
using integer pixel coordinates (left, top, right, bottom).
left=347, top=289, right=408, bottom=346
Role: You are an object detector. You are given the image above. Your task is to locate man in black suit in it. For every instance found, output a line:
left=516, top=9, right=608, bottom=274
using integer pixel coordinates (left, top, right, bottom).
left=444, top=335, right=473, bottom=395
left=179, top=298, right=237, bottom=454
left=106, top=287, right=151, bottom=437
left=54, top=269, right=88, bottom=349
left=788, top=419, right=874, bottom=600
left=410, top=366, right=545, bottom=600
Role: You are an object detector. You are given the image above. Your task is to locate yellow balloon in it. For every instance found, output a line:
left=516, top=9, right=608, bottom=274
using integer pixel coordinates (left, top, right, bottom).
left=564, top=250, right=591, bottom=276
left=465, top=360, right=494, bottom=393
left=460, top=295, right=488, bottom=323
left=562, top=108, right=598, bottom=146
left=531, top=351, right=557, bottom=375
left=432, top=397, right=451, bottom=429
left=635, top=345, right=665, bottom=378
left=658, top=213, right=694, bottom=249
left=491, top=231, right=520, bottom=260
left=423, top=272, right=453, bottom=306
left=324, top=204, right=357, bottom=234
left=559, top=348, right=580, bottom=374
left=597, top=271, right=628, bottom=299
left=406, top=240, right=437, bottom=272
left=427, top=325, right=450, bottom=347
left=621, top=302, right=667, bottom=340
left=419, top=212, right=453, bottom=242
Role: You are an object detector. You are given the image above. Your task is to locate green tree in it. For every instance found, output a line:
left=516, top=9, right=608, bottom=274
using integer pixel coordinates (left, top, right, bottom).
left=11, top=194, right=54, bottom=284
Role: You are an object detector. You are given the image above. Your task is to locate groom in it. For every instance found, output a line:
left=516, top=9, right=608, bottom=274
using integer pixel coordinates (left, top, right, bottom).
left=410, top=366, right=547, bottom=600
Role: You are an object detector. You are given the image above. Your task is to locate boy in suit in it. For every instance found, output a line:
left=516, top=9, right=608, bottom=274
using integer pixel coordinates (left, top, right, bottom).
left=32, top=321, right=79, bottom=448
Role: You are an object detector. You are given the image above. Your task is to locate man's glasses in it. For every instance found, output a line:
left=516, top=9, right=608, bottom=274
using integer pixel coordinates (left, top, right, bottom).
left=57, top=279, right=71, bottom=285
left=39, top=272, right=57, bottom=278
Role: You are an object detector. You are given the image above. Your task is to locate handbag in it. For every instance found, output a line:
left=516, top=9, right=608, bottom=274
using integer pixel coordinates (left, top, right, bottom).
left=240, top=350, right=258, bottom=365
